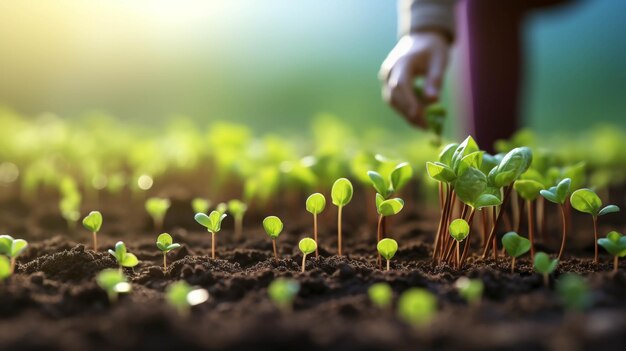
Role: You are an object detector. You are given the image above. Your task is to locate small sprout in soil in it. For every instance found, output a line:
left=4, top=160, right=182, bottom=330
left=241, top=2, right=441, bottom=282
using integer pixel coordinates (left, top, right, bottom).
left=215, top=202, right=228, bottom=215
left=454, top=277, right=483, bottom=306
left=228, top=199, right=248, bottom=240
left=0, top=256, right=10, bottom=281
left=570, top=188, right=621, bottom=263
left=502, top=232, right=530, bottom=273
left=375, top=195, right=404, bottom=266
left=556, top=274, right=591, bottom=312
left=156, top=233, right=181, bottom=272
left=513, top=179, right=544, bottom=259
left=331, top=178, right=353, bottom=256
left=397, top=288, right=437, bottom=327
left=82, top=210, right=103, bottom=251
left=268, top=278, right=300, bottom=312
left=299, top=237, right=317, bottom=273
left=263, top=216, right=283, bottom=261
left=377, top=238, right=398, bottom=271
left=96, top=268, right=131, bottom=303
left=597, top=231, right=626, bottom=272
left=368, top=282, right=393, bottom=309
left=194, top=210, right=227, bottom=259
left=306, top=193, right=326, bottom=257
left=449, top=219, right=470, bottom=269
left=191, top=197, right=211, bottom=214
left=533, top=252, right=558, bottom=286
left=108, top=241, right=139, bottom=270
left=0, top=235, right=28, bottom=273
left=540, top=178, right=571, bottom=260
left=166, top=280, right=209, bottom=316
left=145, top=197, right=171, bottom=231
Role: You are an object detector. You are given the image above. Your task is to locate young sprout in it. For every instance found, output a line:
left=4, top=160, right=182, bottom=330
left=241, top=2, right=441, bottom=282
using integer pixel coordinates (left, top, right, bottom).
left=228, top=199, right=248, bottom=240
left=145, top=197, right=171, bottom=231
left=533, top=252, right=558, bottom=286
left=306, top=193, right=326, bottom=257
left=454, top=277, right=484, bottom=306
left=368, top=282, right=393, bottom=309
left=108, top=241, right=139, bottom=271
left=215, top=202, right=228, bottom=215
left=0, top=235, right=28, bottom=273
left=597, top=231, right=626, bottom=273
left=375, top=195, right=404, bottom=266
left=268, top=278, right=300, bottom=312
left=570, top=188, right=621, bottom=263
left=96, top=268, right=131, bottom=303
left=556, top=274, right=591, bottom=312
left=299, top=238, right=317, bottom=273
left=397, top=288, right=437, bottom=327
left=449, top=219, right=470, bottom=269
left=166, top=281, right=209, bottom=317
left=331, top=178, right=353, bottom=256
left=539, top=178, right=571, bottom=260
left=263, top=216, right=283, bottom=261
left=501, top=232, right=530, bottom=273
left=59, top=192, right=81, bottom=230
left=0, top=256, right=11, bottom=281
left=191, top=198, right=211, bottom=215
left=156, top=233, right=181, bottom=272
left=82, top=211, right=103, bottom=251
left=513, top=179, right=544, bottom=259
left=377, top=238, right=398, bottom=271
left=194, top=210, right=227, bottom=259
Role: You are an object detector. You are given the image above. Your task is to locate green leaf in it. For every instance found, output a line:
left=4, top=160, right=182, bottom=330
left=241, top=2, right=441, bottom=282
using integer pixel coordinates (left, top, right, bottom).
left=268, top=278, right=300, bottom=310
left=489, top=147, right=533, bottom=187
left=449, top=219, right=470, bottom=242
left=454, top=277, right=483, bottom=305
left=570, top=188, right=602, bottom=216
left=166, top=281, right=209, bottom=313
left=425, top=103, right=446, bottom=138
left=438, top=143, right=459, bottom=166
left=368, top=282, right=392, bottom=308
left=390, top=162, right=413, bottom=193
left=0, top=256, right=11, bottom=281
left=533, top=252, right=558, bottom=274
left=0, top=235, right=13, bottom=256
left=377, top=198, right=404, bottom=217
left=298, top=237, right=317, bottom=255
left=426, top=162, right=456, bottom=183
left=331, top=178, right=353, bottom=207
left=480, top=153, right=499, bottom=175
left=501, top=232, right=531, bottom=258
left=194, top=213, right=211, bottom=228
left=599, top=205, right=620, bottom=217
left=598, top=231, right=626, bottom=257
left=305, top=193, right=326, bottom=215
left=375, top=193, right=384, bottom=210
left=10, top=239, right=28, bottom=258
left=540, top=178, right=571, bottom=205
left=195, top=211, right=226, bottom=232
left=474, top=193, right=502, bottom=209
left=556, top=274, right=591, bottom=311
left=96, top=269, right=128, bottom=292
left=377, top=238, right=398, bottom=260
left=82, top=211, right=103, bottom=233
left=513, top=179, right=544, bottom=201
left=451, top=136, right=479, bottom=173
left=456, top=151, right=484, bottom=175
left=263, top=216, right=284, bottom=239
left=157, top=233, right=180, bottom=253
left=367, top=171, right=390, bottom=198
left=397, top=288, right=437, bottom=326
left=113, top=241, right=126, bottom=259
left=454, top=167, right=488, bottom=208
left=145, top=197, right=171, bottom=219
left=121, top=253, right=139, bottom=268
left=191, top=198, right=211, bottom=215
left=227, top=200, right=248, bottom=217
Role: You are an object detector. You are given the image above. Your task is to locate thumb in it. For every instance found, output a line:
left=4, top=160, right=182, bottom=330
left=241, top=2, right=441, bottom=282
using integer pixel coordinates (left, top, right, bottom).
left=424, top=53, right=447, bottom=102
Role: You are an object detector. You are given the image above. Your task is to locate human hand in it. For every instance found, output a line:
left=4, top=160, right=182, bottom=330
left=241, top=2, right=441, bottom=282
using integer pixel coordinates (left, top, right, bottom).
left=379, top=31, right=450, bottom=128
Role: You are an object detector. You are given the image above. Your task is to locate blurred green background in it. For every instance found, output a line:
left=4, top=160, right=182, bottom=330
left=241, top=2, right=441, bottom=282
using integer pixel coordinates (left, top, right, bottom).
left=0, top=0, right=624, bottom=136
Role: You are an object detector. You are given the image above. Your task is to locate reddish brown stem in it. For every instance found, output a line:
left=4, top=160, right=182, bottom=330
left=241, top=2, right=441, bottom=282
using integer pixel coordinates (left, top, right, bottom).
left=272, top=239, right=278, bottom=261
left=492, top=207, right=498, bottom=260
left=459, top=209, right=477, bottom=267
left=211, top=232, right=216, bottom=259
left=614, top=256, right=619, bottom=273
left=557, top=205, right=567, bottom=261
left=593, top=216, right=599, bottom=264
left=337, top=206, right=343, bottom=257
left=313, top=214, right=319, bottom=258
left=456, top=241, right=461, bottom=269
left=432, top=184, right=450, bottom=260
left=481, top=209, right=488, bottom=247
left=511, top=256, right=516, bottom=273
left=482, top=186, right=513, bottom=258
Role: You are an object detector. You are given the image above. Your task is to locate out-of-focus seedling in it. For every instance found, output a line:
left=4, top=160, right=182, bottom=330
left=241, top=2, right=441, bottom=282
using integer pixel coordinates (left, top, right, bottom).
left=502, top=232, right=530, bottom=273
left=306, top=193, right=326, bottom=257
left=156, top=233, right=181, bottom=272
left=449, top=219, right=470, bottom=269
left=540, top=178, right=571, bottom=260
left=368, top=282, right=393, bottom=309
left=533, top=252, right=558, bottom=286
left=145, top=197, right=171, bottom=231
left=215, top=202, right=228, bottom=215
left=263, top=216, right=283, bottom=261
left=166, top=280, right=209, bottom=316
left=194, top=210, right=227, bottom=259
left=331, top=178, right=353, bottom=256
left=597, top=231, right=626, bottom=272
left=0, top=235, right=28, bottom=273
left=377, top=238, right=398, bottom=271
left=82, top=210, right=103, bottom=251
left=0, top=256, right=10, bottom=281
left=268, top=278, right=300, bottom=312
left=96, top=269, right=131, bottom=303
left=397, top=288, right=437, bottom=327
left=454, top=277, right=483, bottom=306
left=108, top=241, right=139, bottom=271
left=191, top=198, right=211, bottom=215
left=556, top=274, right=591, bottom=312
left=299, top=238, right=317, bottom=273
left=228, top=199, right=248, bottom=240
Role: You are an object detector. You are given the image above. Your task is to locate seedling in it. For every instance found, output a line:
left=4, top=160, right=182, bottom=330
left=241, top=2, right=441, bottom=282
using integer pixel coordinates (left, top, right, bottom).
left=377, top=238, right=398, bottom=271
left=556, top=274, right=591, bottom=311
left=570, top=188, right=620, bottom=263
left=397, top=288, right=437, bottom=327
left=533, top=252, right=558, bottom=286
left=59, top=192, right=81, bottom=230
left=96, top=269, right=131, bottom=303
left=0, top=256, right=10, bottom=281
left=513, top=179, right=544, bottom=259
left=191, top=198, right=211, bottom=214
left=166, top=280, right=209, bottom=316
left=228, top=199, right=248, bottom=240
left=449, top=219, right=470, bottom=269
left=215, top=202, right=228, bottom=215
left=82, top=211, right=103, bottom=251
left=539, top=178, right=571, bottom=260
left=331, top=178, right=353, bottom=256
left=194, top=210, right=227, bottom=259
left=454, top=277, right=483, bottom=306
left=368, top=282, right=393, bottom=309
left=306, top=193, right=326, bottom=257
left=367, top=162, right=414, bottom=199
left=145, top=197, right=171, bottom=231
left=299, top=237, right=317, bottom=273
left=156, top=233, right=181, bottom=272
left=0, top=235, right=28, bottom=273
left=268, top=278, right=300, bottom=312
left=108, top=241, right=139, bottom=271
left=597, top=231, right=626, bottom=272
left=502, top=232, right=530, bottom=273
left=263, top=216, right=283, bottom=261
left=375, top=195, right=404, bottom=266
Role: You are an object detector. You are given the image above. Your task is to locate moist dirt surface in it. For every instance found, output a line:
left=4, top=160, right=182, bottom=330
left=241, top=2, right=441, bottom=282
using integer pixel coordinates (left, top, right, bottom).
left=1, top=193, right=626, bottom=351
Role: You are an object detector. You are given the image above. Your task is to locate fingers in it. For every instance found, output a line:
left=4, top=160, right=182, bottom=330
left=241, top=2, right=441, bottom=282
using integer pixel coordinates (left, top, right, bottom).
left=382, top=61, right=426, bottom=128
left=424, top=50, right=448, bottom=102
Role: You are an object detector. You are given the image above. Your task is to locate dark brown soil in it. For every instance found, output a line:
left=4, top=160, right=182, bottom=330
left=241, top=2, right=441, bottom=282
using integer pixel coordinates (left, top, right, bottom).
left=1, top=191, right=626, bottom=351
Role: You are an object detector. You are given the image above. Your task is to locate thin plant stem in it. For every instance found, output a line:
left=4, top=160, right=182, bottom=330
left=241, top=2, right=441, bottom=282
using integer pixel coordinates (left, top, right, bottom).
left=434, top=186, right=452, bottom=261
left=512, top=191, right=520, bottom=232
left=482, top=186, right=513, bottom=258
left=481, top=209, right=488, bottom=247
left=456, top=241, right=461, bottom=270
left=459, top=209, right=476, bottom=267
left=492, top=206, right=498, bottom=260
left=313, top=214, right=319, bottom=257
left=538, top=197, right=546, bottom=240
left=301, top=254, right=307, bottom=273
left=211, top=232, right=216, bottom=259
left=593, top=216, right=599, bottom=264
left=511, top=256, right=516, bottom=274
left=337, top=206, right=343, bottom=257
left=93, top=232, right=98, bottom=252
left=557, top=205, right=567, bottom=261
left=10, top=257, right=16, bottom=274
left=272, top=239, right=278, bottom=261
left=528, top=200, right=535, bottom=260
left=235, top=216, right=243, bottom=241
left=386, top=259, right=390, bottom=272
left=377, top=214, right=384, bottom=268
left=163, top=252, right=167, bottom=272
left=543, top=273, right=549, bottom=287
left=614, top=256, right=619, bottom=273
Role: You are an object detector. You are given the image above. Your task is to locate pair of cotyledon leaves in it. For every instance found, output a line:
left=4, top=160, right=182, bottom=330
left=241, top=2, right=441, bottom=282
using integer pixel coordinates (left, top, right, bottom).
left=367, top=162, right=413, bottom=199
left=195, top=211, right=228, bottom=233
left=598, top=231, right=626, bottom=258
left=108, top=241, right=139, bottom=268
left=0, top=235, right=28, bottom=258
